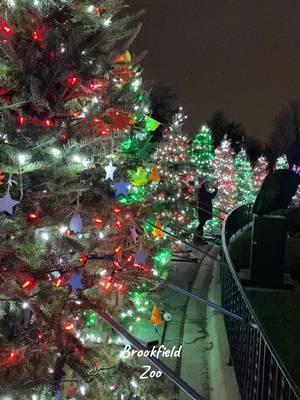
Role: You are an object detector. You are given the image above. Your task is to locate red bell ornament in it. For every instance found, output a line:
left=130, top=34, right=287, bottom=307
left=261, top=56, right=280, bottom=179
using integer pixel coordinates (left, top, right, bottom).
left=86, top=79, right=106, bottom=93
left=0, top=87, right=7, bottom=96
left=105, top=109, right=133, bottom=132
left=113, top=66, right=134, bottom=83
left=94, top=118, right=111, bottom=136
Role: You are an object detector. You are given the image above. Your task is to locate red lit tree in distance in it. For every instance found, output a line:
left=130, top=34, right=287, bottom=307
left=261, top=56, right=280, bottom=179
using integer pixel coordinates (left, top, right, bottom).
left=150, top=111, right=196, bottom=239
left=0, top=1, right=170, bottom=399
left=253, top=156, right=268, bottom=193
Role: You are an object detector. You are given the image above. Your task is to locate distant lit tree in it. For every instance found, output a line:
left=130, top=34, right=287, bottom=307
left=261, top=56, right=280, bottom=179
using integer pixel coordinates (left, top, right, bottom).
left=235, top=148, right=255, bottom=205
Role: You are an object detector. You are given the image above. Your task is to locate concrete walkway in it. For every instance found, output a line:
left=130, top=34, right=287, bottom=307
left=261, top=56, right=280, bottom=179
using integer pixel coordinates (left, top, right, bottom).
left=207, top=260, right=241, bottom=400
left=178, top=244, right=240, bottom=400
left=179, top=245, right=218, bottom=400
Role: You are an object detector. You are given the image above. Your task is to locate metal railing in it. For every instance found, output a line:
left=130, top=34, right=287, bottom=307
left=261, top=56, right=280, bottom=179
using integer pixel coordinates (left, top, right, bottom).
left=221, top=204, right=300, bottom=400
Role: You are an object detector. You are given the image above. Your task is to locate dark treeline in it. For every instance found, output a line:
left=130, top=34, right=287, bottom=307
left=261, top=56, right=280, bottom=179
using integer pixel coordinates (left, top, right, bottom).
left=207, top=100, right=300, bottom=170
left=148, top=84, right=300, bottom=171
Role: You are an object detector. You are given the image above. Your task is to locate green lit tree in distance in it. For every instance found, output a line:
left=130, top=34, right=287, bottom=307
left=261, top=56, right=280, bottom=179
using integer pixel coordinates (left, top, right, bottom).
left=235, top=148, right=255, bottom=206
left=189, top=124, right=214, bottom=183
left=275, top=155, right=289, bottom=170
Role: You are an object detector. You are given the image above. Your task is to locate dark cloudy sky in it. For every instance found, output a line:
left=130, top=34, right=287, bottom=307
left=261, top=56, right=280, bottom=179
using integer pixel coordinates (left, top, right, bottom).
left=128, top=0, right=300, bottom=141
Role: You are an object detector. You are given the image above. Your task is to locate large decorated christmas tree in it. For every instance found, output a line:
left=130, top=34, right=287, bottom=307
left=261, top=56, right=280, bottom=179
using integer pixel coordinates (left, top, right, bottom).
left=0, top=1, right=172, bottom=399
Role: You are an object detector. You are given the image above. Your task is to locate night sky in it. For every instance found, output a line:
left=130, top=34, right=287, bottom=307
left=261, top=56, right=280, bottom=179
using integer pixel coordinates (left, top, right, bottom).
left=128, top=0, right=300, bottom=142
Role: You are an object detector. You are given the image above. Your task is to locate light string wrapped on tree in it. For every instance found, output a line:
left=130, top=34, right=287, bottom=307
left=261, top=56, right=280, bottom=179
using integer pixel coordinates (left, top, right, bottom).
left=149, top=110, right=197, bottom=241
left=234, top=147, right=256, bottom=206
left=205, top=138, right=237, bottom=234
left=188, top=123, right=215, bottom=184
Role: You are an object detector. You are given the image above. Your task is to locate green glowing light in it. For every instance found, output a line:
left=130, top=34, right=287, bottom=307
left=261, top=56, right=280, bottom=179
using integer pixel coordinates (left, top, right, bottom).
left=117, top=186, right=145, bottom=205
left=153, top=248, right=172, bottom=269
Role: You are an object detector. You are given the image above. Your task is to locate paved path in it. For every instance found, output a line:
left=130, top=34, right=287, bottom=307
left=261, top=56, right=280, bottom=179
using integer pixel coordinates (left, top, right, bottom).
left=178, top=245, right=218, bottom=400
left=158, top=244, right=217, bottom=399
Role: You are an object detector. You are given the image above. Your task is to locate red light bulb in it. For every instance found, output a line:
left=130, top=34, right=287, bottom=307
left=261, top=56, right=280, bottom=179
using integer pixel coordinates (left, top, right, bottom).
left=79, top=254, right=89, bottom=267
left=27, top=212, right=38, bottom=222
left=93, top=216, right=103, bottom=227
left=21, top=277, right=35, bottom=291
left=113, top=207, right=121, bottom=215
left=64, top=323, right=74, bottom=331
left=54, top=277, right=64, bottom=287
left=16, top=115, right=25, bottom=127
left=105, top=280, right=112, bottom=290
left=32, top=30, right=43, bottom=42
left=43, top=118, right=53, bottom=127
left=0, top=20, right=14, bottom=38
left=114, top=220, right=122, bottom=229
left=32, top=25, right=47, bottom=42
left=65, top=229, right=74, bottom=237
left=66, top=75, right=80, bottom=87
left=59, top=132, right=68, bottom=143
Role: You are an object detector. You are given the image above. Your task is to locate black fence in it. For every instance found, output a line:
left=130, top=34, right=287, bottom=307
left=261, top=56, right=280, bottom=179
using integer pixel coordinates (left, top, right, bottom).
left=221, top=204, right=300, bottom=400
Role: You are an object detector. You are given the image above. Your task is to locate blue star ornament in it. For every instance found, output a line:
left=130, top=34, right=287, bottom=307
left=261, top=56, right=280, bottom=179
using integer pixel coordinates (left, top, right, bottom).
left=0, top=193, right=19, bottom=215
left=134, top=249, right=149, bottom=265
left=115, top=179, right=129, bottom=196
left=67, top=270, right=84, bottom=294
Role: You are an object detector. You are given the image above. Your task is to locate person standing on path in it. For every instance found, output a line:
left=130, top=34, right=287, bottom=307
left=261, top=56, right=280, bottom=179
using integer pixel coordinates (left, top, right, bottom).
left=194, top=180, right=218, bottom=245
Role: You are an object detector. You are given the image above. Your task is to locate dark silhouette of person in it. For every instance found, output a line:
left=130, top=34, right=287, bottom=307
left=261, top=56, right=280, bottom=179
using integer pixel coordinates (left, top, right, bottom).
left=194, top=182, right=218, bottom=244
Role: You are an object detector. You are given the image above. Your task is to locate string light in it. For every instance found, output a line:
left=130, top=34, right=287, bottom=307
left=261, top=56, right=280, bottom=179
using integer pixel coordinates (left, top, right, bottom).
left=51, top=148, right=61, bottom=157
left=79, top=385, right=87, bottom=395
left=40, top=231, right=49, bottom=241
left=22, top=302, right=29, bottom=309
left=102, top=17, right=112, bottom=27
left=59, top=225, right=68, bottom=234
left=18, top=153, right=28, bottom=165
left=235, top=148, right=255, bottom=206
